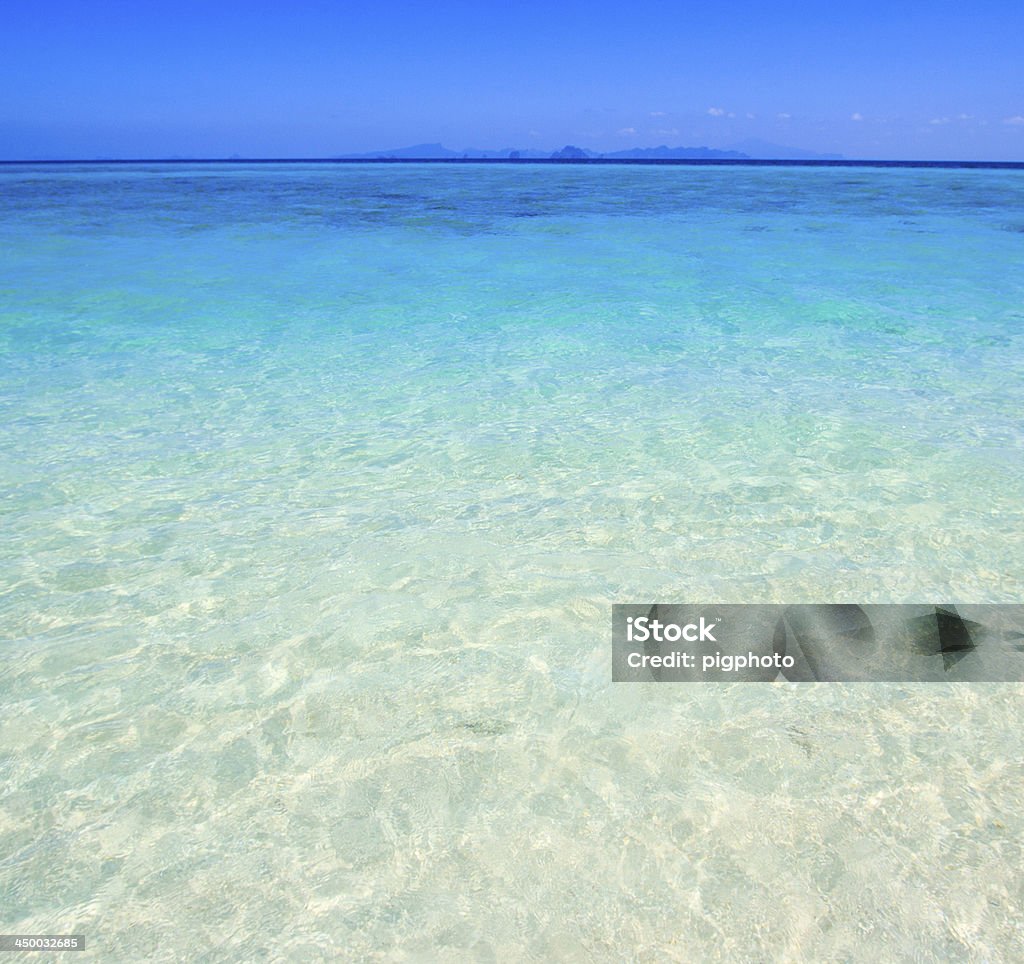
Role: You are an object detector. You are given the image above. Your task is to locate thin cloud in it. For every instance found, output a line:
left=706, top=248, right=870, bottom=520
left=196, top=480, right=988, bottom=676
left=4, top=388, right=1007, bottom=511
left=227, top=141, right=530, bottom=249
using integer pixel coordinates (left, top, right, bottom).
left=929, top=117, right=950, bottom=125
left=1003, top=115, right=1024, bottom=126
left=617, top=127, right=637, bottom=135
left=649, top=111, right=668, bottom=117
left=777, top=112, right=791, bottom=120
left=851, top=112, right=864, bottom=121
left=707, top=107, right=726, bottom=117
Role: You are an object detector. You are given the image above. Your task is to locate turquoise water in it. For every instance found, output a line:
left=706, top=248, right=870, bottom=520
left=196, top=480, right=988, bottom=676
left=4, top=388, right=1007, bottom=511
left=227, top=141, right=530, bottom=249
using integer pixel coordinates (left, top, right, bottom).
left=2, top=162, right=1023, bottom=960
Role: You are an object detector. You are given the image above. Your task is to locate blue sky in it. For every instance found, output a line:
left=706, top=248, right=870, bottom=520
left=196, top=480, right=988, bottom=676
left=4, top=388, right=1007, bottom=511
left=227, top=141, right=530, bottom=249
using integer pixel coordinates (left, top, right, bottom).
left=2, top=0, right=1022, bottom=160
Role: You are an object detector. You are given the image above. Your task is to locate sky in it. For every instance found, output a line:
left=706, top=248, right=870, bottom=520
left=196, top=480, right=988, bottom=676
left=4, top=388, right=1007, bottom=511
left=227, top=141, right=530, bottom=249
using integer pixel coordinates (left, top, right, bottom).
left=1, top=0, right=1023, bottom=161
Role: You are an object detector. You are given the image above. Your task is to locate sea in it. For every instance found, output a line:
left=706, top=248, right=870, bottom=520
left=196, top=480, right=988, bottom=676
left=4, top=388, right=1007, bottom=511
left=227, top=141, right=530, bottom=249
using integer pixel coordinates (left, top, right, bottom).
left=2, top=161, right=1023, bottom=960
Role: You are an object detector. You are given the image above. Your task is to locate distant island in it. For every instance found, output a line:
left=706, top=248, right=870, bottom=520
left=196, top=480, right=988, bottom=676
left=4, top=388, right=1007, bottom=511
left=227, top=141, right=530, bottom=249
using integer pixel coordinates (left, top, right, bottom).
left=335, top=141, right=843, bottom=161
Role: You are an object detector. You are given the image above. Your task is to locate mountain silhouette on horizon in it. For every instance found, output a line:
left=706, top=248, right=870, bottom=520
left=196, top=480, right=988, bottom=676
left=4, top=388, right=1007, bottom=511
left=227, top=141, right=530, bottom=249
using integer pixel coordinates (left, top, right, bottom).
left=726, top=139, right=844, bottom=160
left=602, top=145, right=747, bottom=160
left=335, top=141, right=843, bottom=161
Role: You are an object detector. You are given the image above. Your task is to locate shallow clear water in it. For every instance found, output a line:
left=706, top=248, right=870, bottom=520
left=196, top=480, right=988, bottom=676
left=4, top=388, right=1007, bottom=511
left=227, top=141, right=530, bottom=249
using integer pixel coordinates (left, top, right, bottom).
left=1, top=163, right=1023, bottom=960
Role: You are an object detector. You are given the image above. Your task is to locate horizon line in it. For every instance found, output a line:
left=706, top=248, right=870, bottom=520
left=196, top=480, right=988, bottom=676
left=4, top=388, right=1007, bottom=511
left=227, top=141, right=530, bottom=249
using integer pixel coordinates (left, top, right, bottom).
left=2, top=157, right=1024, bottom=169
